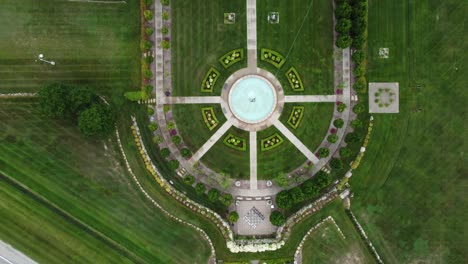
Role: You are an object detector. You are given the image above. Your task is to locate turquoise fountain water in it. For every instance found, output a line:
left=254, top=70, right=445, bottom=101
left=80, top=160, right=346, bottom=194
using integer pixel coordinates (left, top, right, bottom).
left=229, top=76, right=276, bottom=123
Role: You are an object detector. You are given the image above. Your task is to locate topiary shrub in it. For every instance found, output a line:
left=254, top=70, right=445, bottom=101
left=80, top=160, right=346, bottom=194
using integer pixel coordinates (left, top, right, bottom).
left=354, top=76, right=367, bottom=93
left=351, top=119, right=363, bottom=129
left=333, top=118, right=344, bottom=128
left=228, top=211, right=239, bottom=223
left=220, top=194, right=234, bottom=206
left=148, top=122, right=158, bottom=131
left=145, top=27, right=154, bottom=36
left=147, top=107, right=155, bottom=115
left=145, top=0, right=154, bottom=6
left=180, top=148, right=191, bottom=158
left=161, top=40, right=170, bottom=49
left=354, top=64, right=365, bottom=77
left=161, top=27, right=169, bottom=35
left=160, top=148, right=170, bottom=158
left=207, top=189, right=220, bottom=202
left=171, top=135, right=181, bottom=145
left=168, top=159, right=179, bottom=170
left=162, top=11, right=169, bottom=20
left=353, top=103, right=366, bottom=114
left=270, top=211, right=286, bottom=226
left=195, top=183, right=206, bottom=195
left=160, top=0, right=169, bottom=6
left=345, top=132, right=361, bottom=144
left=327, top=134, right=339, bottom=143
left=337, top=103, right=347, bottom=112
left=144, top=10, right=153, bottom=21
left=335, top=19, right=352, bottom=34
left=339, top=147, right=352, bottom=158
left=317, top=148, right=330, bottom=158
left=183, top=175, right=195, bottom=185
left=330, top=158, right=344, bottom=170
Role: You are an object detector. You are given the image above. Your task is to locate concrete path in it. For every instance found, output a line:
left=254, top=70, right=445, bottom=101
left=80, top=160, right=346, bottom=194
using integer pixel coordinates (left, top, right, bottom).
left=190, top=121, right=233, bottom=163
left=0, top=240, right=37, bottom=264
left=249, top=131, right=257, bottom=190
left=162, top=96, right=221, bottom=104
left=153, top=0, right=164, bottom=103
left=246, top=0, right=257, bottom=69
left=272, top=119, right=320, bottom=164
left=284, top=95, right=337, bottom=103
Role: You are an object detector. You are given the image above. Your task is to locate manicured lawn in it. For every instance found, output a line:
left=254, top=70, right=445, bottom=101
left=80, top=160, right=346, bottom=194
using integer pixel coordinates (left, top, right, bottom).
left=350, top=0, right=467, bottom=263
left=279, top=103, right=335, bottom=154
left=0, top=101, right=211, bottom=263
left=172, top=104, right=227, bottom=152
left=201, top=126, right=250, bottom=179
left=257, top=0, right=334, bottom=95
left=257, top=126, right=306, bottom=180
left=0, top=0, right=140, bottom=99
left=172, top=0, right=247, bottom=96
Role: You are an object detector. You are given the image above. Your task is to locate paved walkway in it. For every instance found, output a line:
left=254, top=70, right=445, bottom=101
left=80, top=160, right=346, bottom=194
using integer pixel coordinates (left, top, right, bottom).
left=284, top=95, right=337, bottom=103
left=163, top=96, right=221, bottom=104
left=0, top=240, right=37, bottom=264
left=190, top=121, right=233, bottom=163
left=249, top=131, right=257, bottom=190
left=246, top=0, right=257, bottom=69
left=153, top=1, right=164, bottom=104
left=272, top=119, right=320, bottom=164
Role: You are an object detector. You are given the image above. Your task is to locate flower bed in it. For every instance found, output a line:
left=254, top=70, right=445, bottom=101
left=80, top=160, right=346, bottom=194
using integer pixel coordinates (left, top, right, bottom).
left=287, top=106, right=305, bottom=129
left=219, top=48, right=244, bottom=68
left=260, top=48, right=286, bottom=69
left=261, top=133, right=284, bottom=151
left=201, top=107, right=219, bottom=131
left=201, top=67, right=220, bottom=93
left=223, top=133, right=247, bottom=151
left=285, top=67, right=304, bottom=92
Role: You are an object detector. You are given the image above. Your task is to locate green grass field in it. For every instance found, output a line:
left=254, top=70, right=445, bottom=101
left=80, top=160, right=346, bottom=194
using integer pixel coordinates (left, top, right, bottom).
left=172, top=0, right=247, bottom=96
left=0, top=0, right=140, bottom=100
left=257, top=0, right=334, bottom=95
left=0, top=101, right=212, bottom=263
left=349, top=0, right=467, bottom=263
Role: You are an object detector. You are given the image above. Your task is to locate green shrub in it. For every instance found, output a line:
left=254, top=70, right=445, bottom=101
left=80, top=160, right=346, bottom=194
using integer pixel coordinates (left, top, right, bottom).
left=124, top=91, right=147, bottom=101
left=148, top=122, right=158, bottom=131
left=143, top=40, right=152, bottom=51
left=78, top=104, right=115, bottom=137
left=337, top=103, right=347, bottom=112
left=301, top=170, right=331, bottom=199
left=161, top=27, right=169, bottom=35
left=195, top=183, right=206, bottom=195
left=160, top=148, right=170, bottom=158
left=276, top=191, right=293, bottom=209
left=183, top=175, right=195, bottom=185
left=144, top=69, right=153, bottom=79
left=207, top=189, right=220, bottom=202
left=336, top=35, right=352, bottom=48
left=163, top=105, right=171, bottom=113
left=335, top=19, right=351, bottom=34
left=145, top=0, right=154, bottom=6
left=168, top=159, right=179, bottom=170
left=228, top=211, right=239, bottom=223
left=144, top=85, right=154, bottom=94
left=317, top=148, right=330, bottom=158
left=352, top=50, right=366, bottom=64
left=354, top=76, right=367, bottom=93
left=161, top=40, right=170, bottom=49
left=351, top=119, right=363, bottom=129
left=145, top=27, right=154, bottom=36
left=339, top=147, right=352, bottom=158
left=270, top=211, right=286, bottom=226
left=330, top=158, right=344, bottom=170
left=327, top=134, right=339, bottom=143
left=162, top=11, right=169, bottom=20
left=335, top=1, right=352, bottom=19
left=273, top=173, right=289, bottom=187
left=171, top=135, right=181, bottom=145
left=152, top=135, right=163, bottom=144
left=220, top=194, right=234, bottom=206
left=345, top=132, right=361, bottom=143
left=333, top=118, right=344, bottom=128
left=144, top=10, right=153, bottom=20
left=160, top=0, right=170, bottom=6
left=181, top=148, right=191, bottom=158
left=166, top=121, right=175, bottom=129
left=290, top=187, right=304, bottom=204
left=354, top=64, right=365, bottom=77
left=353, top=103, right=366, bottom=114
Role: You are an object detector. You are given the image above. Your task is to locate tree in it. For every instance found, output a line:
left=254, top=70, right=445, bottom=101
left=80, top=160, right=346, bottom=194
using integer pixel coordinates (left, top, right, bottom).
left=78, top=104, right=115, bottom=137
left=38, top=83, right=70, bottom=118
left=352, top=33, right=367, bottom=49
left=220, top=194, right=234, bottom=206
left=168, top=159, right=179, bottom=170
left=181, top=148, right=191, bottom=158
left=335, top=19, right=352, bottom=34
left=317, top=147, right=330, bottom=158
left=351, top=119, right=363, bottom=129
left=352, top=50, right=366, bottom=64
left=183, top=175, right=195, bottom=185
left=335, top=2, right=352, bottom=19
left=195, top=183, right=206, bottom=195
left=160, top=148, right=170, bottom=158
left=354, top=76, right=367, bottom=93
left=290, top=187, right=304, bottom=204
left=340, top=147, right=353, bottom=158
left=330, top=158, right=344, bottom=170
left=353, top=103, right=366, bottom=114
left=301, top=179, right=319, bottom=198
left=334, top=118, right=344, bottom=128
left=68, top=86, right=97, bottom=115
left=336, top=35, right=352, bottom=49
left=354, top=64, right=365, bottom=77
left=228, top=211, right=239, bottom=223
left=345, top=132, right=361, bottom=144
left=276, top=191, right=293, bottom=209
left=207, top=189, right=220, bottom=202
left=270, top=211, right=286, bottom=226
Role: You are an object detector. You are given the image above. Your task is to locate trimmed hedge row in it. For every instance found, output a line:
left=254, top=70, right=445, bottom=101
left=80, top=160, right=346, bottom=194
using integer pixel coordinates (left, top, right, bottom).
left=260, top=48, right=286, bottom=69
left=223, top=133, right=247, bottom=151
left=261, top=133, right=284, bottom=151
left=287, top=106, right=305, bottom=129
